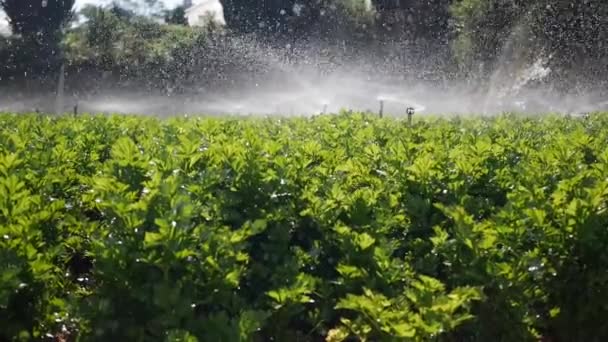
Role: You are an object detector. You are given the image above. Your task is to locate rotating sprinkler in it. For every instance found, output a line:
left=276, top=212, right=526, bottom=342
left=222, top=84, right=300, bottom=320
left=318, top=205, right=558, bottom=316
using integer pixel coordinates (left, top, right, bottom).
left=376, top=95, right=426, bottom=119
left=406, top=107, right=415, bottom=126
left=73, top=94, right=79, bottom=117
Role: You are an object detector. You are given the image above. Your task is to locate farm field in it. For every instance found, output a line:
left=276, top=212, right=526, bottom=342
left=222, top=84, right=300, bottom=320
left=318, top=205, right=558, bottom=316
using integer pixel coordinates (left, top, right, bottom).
left=1, top=111, right=608, bottom=341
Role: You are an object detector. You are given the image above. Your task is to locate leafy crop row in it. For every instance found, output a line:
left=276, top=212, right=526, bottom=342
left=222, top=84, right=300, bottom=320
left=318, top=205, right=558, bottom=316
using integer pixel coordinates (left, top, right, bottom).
left=1, top=112, right=608, bottom=341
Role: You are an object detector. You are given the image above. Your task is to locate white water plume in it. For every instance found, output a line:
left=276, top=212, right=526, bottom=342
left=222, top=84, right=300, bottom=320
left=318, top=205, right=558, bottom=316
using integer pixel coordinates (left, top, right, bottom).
left=481, top=13, right=555, bottom=115
left=55, top=63, right=65, bottom=115
left=1, top=33, right=607, bottom=117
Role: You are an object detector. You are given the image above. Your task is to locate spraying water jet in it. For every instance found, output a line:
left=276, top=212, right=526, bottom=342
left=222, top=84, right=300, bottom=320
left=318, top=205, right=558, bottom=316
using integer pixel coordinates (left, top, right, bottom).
left=55, top=63, right=65, bottom=115
left=3, top=31, right=606, bottom=117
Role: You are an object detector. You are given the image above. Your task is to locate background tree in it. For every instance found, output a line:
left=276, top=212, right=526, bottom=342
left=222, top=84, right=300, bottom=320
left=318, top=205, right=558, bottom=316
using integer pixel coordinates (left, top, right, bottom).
left=219, top=0, right=375, bottom=41
left=164, top=5, right=188, bottom=25
left=450, top=0, right=533, bottom=75
left=0, top=0, right=75, bottom=37
left=109, top=1, right=137, bottom=19
left=219, top=0, right=296, bottom=35
left=0, top=0, right=76, bottom=78
left=111, top=0, right=167, bottom=18
left=374, top=0, right=453, bottom=43
left=538, top=1, right=608, bottom=89
left=79, top=4, right=123, bottom=69
left=450, top=0, right=608, bottom=88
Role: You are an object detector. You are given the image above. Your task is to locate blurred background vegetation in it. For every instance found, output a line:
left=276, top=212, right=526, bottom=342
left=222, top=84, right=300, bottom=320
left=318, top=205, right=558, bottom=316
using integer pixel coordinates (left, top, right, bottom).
left=0, top=0, right=606, bottom=94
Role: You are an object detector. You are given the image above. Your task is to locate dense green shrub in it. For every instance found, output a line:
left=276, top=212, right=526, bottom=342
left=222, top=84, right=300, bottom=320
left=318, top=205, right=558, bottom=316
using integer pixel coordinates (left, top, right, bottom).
left=1, top=112, right=608, bottom=341
left=64, top=7, right=207, bottom=70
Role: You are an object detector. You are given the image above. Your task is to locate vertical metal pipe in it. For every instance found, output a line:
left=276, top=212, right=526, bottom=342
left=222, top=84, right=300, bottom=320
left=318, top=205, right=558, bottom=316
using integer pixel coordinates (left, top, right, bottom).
left=407, top=107, right=414, bottom=126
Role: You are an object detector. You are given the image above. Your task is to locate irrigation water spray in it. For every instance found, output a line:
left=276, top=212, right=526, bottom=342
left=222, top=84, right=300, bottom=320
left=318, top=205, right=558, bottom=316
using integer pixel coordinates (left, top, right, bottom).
left=0, top=31, right=607, bottom=116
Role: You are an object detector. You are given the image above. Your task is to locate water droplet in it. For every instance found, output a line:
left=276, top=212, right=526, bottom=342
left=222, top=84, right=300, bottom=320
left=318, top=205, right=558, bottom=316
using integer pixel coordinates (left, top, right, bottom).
left=528, top=265, right=539, bottom=272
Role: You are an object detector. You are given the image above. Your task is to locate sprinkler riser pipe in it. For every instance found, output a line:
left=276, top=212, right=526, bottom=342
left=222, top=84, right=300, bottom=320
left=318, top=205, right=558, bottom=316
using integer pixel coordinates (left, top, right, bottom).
left=406, top=107, right=415, bottom=126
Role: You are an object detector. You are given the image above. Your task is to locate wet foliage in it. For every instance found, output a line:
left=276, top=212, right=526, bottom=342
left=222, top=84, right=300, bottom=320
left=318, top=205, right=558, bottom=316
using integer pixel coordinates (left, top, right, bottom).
left=2, top=111, right=608, bottom=340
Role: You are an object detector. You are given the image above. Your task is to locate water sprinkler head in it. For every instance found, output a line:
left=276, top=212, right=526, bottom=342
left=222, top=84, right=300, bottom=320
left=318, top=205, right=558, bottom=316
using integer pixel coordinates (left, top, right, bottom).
left=406, top=107, right=415, bottom=127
